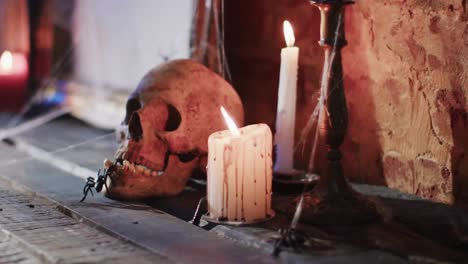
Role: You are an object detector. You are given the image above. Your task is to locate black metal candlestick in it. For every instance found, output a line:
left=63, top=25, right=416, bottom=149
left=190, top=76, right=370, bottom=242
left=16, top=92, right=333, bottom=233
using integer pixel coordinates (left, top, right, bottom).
left=299, top=0, right=378, bottom=225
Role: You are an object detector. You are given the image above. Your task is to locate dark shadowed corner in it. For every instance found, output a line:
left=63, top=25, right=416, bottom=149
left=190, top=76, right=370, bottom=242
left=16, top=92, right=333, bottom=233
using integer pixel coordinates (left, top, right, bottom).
left=340, top=5, right=385, bottom=187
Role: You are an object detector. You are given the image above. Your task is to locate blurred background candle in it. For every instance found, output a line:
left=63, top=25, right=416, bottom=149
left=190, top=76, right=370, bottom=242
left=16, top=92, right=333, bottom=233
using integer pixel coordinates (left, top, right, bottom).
left=0, top=0, right=30, bottom=111
left=274, top=20, right=299, bottom=174
left=0, top=50, right=29, bottom=110
left=207, top=107, right=273, bottom=223
left=0, top=51, right=29, bottom=76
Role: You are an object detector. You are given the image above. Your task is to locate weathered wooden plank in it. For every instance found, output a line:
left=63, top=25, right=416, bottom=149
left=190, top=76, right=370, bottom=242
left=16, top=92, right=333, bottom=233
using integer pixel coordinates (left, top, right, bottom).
left=0, top=118, right=418, bottom=263
left=2, top=116, right=467, bottom=263
left=0, top=181, right=169, bottom=264
left=0, top=142, right=413, bottom=263
left=0, top=231, right=41, bottom=264
left=0, top=143, right=281, bottom=264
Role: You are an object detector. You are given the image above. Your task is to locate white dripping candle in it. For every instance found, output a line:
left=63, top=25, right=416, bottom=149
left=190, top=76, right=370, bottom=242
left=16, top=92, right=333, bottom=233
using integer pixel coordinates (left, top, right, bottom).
left=207, top=107, right=273, bottom=222
left=274, top=20, right=299, bottom=174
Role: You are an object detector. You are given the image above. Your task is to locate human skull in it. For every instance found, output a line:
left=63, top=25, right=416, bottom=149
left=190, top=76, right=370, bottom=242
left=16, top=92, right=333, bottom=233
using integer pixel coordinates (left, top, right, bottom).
left=105, top=59, right=244, bottom=199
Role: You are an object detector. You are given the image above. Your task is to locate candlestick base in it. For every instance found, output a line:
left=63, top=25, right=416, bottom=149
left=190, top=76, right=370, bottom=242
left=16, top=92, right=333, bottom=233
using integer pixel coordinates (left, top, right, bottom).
left=202, top=211, right=275, bottom=227
left=273, top=171, right=319, bottom=184
left=297, top=187, right=379, bottom=225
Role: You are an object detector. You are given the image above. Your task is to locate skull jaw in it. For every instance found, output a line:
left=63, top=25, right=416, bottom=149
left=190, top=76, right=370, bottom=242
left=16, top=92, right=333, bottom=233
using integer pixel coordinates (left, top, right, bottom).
left=105, top=156, right=199, bottom=200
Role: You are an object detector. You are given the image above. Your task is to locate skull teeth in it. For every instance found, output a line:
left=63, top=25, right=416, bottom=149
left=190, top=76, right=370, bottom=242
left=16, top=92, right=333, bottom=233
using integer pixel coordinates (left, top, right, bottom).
left=129, top=163, right=135, bottom=173
left=135, top=165, right=145, bottom=173
left=112, top=159, right=164, bottom=177
left=103, top=159, right=113, bottom=168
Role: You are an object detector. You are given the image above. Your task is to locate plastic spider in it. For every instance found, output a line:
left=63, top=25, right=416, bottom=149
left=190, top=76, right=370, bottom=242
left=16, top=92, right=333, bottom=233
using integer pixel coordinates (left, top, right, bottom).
left=80, top=161, right=119, bottom=202
left=272, top=228, right=310, bottom=257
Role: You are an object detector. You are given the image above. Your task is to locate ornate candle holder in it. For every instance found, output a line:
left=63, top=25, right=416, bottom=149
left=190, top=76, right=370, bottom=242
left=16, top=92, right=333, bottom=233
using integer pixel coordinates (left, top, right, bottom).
left=299, top=0, right=378, bottom=225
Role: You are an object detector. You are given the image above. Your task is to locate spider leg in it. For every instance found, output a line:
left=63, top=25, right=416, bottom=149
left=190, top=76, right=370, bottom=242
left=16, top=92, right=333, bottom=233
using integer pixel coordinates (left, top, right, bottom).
left=95, top=175, right=106, bottom=192
left=82, top=184, right=88, bottom=195
left=272, top=229, right=289, bottom=257
left=104, top=180, right=109, bottom=193
left=108, top=173, right=115, bottom=182
left=104, top=174, right=113, bottom=193
left=80, top=186, right=93, bottom=202
left=104, top=169, right=116, bottom=192
left=80, top=177, right=96, bottom=202
left=272, top=238, right=284, bottom=257
left=288, top=231, right=300, bottom=251
left=272, top=228, right=311, bottom=257
left=104, top=167, right=117, bottom=192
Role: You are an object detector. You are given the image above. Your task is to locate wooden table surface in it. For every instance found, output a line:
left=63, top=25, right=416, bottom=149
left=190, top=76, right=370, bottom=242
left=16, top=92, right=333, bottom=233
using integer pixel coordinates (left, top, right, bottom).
left=0, top=114, right=467, bottom=263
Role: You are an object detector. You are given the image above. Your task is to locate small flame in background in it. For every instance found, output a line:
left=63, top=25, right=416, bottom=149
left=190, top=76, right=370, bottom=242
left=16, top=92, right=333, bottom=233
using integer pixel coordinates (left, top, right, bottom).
left=283, top=20, right=295, bottom=47
left=0, top=51, right=13, bottom=72
left=220, top=106, right=240, bottom=137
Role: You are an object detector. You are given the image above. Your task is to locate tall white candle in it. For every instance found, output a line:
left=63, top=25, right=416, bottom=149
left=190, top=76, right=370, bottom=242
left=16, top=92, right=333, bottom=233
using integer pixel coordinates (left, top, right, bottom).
left=207, top=107, right=273, bottom=222
left=274, top=20, right=299, bottom=174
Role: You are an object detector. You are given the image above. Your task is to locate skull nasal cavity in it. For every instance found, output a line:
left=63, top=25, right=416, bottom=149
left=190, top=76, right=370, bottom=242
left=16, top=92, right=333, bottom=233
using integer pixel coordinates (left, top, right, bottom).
left=129, top=113, right=143, bottom=140
left=165, top=104, right=181, bottom=131
left=177, top=151, right=198, bottom=163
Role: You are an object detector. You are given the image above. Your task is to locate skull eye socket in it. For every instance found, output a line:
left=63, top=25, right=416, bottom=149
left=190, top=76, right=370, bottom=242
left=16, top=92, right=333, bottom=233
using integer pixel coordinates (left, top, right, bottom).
left=128, top=112, right=143, bottom=140
left=124, top=98, right=142, bottom=125
left=165, top=104, right=181, bottom=131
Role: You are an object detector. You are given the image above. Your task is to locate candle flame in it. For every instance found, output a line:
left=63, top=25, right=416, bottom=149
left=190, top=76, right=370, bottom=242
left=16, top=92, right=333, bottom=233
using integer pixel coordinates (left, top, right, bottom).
left=0, top=51, right=13, bottom=72
left=220, top=106, right=240, bottom=137
left=283, top=20, right=295, bottom=47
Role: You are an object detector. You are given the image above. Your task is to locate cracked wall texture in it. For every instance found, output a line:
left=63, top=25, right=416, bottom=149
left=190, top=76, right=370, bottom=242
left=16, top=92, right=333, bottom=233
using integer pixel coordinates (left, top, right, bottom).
left=341, top=0, right=468, bottom=204
left=223, top=0, right=467, bottom=204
